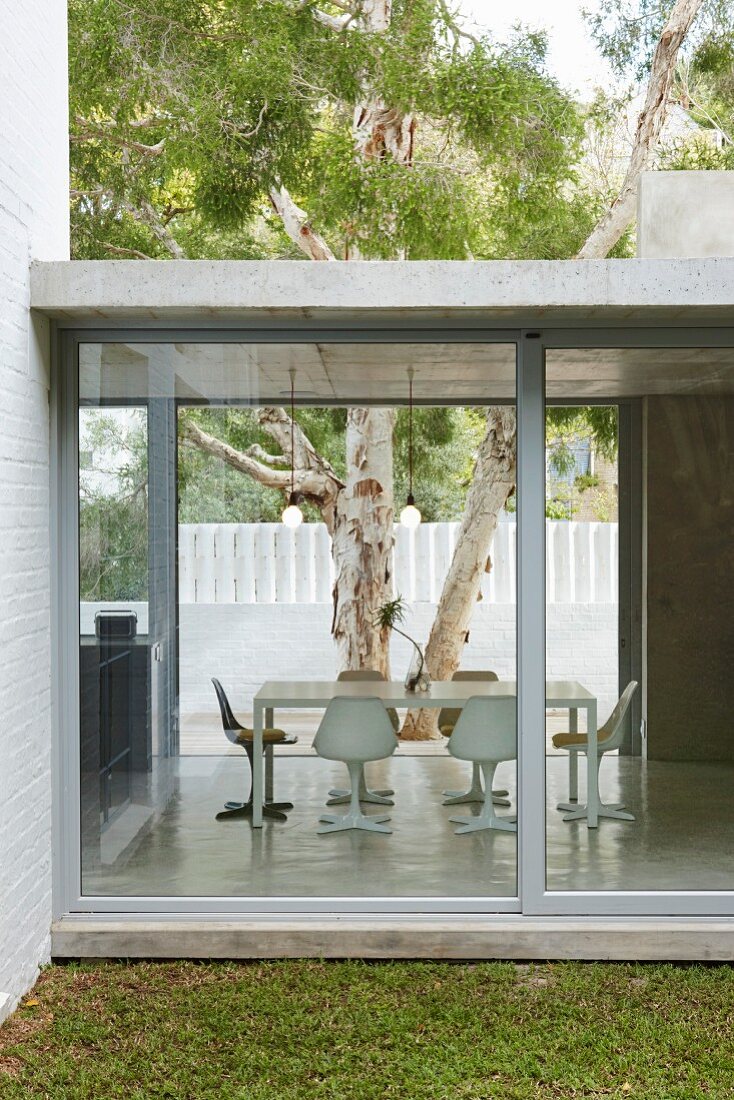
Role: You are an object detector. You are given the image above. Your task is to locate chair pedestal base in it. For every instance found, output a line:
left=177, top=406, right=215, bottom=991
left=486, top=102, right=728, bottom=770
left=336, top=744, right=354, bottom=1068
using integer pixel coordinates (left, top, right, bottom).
left=224, top=799, right=293, bottom=812
left=561, top=803, right=635, bottom=823
left=449, top=812, right=517, bottom=835
left=328, top=767, right=394, bottom=806
left=443, top=763, right=509, bottom=806
left=318, top=811, right=392, bottom=835
left=443, top=790, right=510, bottom=807
left=216, top=802, right=288, bottom=822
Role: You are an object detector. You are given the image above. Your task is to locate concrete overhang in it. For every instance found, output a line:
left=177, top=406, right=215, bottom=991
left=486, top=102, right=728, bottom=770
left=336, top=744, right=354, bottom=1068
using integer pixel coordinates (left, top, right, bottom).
left=31, top=258, right=734, bottom=328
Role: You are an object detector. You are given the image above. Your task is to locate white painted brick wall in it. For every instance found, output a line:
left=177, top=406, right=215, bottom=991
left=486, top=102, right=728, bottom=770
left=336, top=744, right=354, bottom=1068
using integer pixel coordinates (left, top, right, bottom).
left=0, top=0, right=69, bottom=1020
left=180, top=601, right=618, bottom=725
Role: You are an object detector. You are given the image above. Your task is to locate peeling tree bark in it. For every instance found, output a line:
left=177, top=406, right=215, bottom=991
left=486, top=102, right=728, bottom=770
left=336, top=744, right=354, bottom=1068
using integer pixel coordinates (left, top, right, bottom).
left=331, top=408, right=396, bottom=674
left=401, top=408, right=517, bottom=740
left=268, top=185, right=337, bottom=261
left=576, top=0, right=704, bottom=259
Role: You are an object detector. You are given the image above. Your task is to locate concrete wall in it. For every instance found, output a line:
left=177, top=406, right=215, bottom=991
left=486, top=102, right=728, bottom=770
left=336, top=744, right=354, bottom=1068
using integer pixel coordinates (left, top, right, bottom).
left=645, top=396, right=734, bottom=760
left=0, top=0, right=69, bottom=1020
left=638, top=172, right=734, bottom=258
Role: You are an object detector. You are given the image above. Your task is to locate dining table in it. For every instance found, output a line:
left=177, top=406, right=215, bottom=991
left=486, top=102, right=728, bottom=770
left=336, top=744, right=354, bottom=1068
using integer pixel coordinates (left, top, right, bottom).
left=250, top=679, right=599, bottom=828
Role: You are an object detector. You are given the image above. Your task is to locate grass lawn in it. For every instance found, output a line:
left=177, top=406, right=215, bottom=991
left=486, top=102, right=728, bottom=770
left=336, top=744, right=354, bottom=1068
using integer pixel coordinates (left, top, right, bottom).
left=1, top=960, right=733, bottom=1098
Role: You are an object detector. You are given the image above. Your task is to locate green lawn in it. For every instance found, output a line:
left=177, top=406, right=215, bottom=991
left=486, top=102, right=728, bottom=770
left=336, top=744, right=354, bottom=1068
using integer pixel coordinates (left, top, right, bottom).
left=1, top=960, right=733, bottom=1098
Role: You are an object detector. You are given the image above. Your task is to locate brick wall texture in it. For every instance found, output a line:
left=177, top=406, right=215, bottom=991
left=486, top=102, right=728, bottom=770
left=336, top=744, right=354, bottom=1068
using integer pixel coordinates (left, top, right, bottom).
left=179, top=602, right=619, bottom=728
left=0, top=0, right=69, bottom=1019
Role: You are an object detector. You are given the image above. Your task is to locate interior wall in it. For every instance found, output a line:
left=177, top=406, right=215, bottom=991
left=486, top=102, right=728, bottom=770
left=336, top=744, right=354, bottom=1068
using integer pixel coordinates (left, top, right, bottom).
left=645, top=395, right=734, bottom=761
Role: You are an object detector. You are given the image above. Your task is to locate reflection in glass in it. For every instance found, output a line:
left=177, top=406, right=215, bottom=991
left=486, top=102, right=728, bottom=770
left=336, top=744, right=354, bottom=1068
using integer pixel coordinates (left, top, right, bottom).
left=545, top=348, right=734, bottom=891
left=78, top=341, right=518, bottom=899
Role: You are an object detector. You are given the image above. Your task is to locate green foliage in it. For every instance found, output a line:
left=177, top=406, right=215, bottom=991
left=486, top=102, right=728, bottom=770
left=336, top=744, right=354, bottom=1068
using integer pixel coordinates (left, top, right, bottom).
left=374, top=595, right=410, bottom=631
left=660, top=134, right=734, bottom=170
left=575, top=472, right=600, bottom=492
left=69, top=0, right=586, bottom=261
left=545, top=496, right=578, bottom=520
left=547, top=405, right=618, bottom=464
left=79, top=409, right=149, bottom=600
left=546, top=406, right=617, bottom=521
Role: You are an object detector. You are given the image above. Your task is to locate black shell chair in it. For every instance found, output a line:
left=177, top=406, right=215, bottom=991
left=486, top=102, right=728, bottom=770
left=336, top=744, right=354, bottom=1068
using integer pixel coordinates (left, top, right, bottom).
left=212, top=678, right=297, bottom=822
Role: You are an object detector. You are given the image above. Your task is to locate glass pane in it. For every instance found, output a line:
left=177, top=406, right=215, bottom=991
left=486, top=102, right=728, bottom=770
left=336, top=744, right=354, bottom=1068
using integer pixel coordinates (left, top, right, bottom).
left=78, top=341, right=518, bottom=899
left=545, top=345, right=734, bottom=891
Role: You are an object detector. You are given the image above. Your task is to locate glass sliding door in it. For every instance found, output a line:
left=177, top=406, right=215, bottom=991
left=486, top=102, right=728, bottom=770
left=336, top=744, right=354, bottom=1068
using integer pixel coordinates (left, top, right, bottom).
left=76, top=337, right=519, bottom=906
left=544, top=343, right=734, bottom=896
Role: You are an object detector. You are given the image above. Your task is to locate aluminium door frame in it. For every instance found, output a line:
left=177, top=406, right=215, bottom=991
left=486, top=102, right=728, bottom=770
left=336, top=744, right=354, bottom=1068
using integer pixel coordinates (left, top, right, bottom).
left=52, top=323, right=734, bottom=920
left=54, top=326, right=523, bottom=918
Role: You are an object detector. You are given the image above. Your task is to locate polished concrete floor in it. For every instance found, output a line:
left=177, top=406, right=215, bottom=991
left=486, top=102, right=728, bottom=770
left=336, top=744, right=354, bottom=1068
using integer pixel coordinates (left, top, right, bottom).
left=83, top=754, right=734, bottom=898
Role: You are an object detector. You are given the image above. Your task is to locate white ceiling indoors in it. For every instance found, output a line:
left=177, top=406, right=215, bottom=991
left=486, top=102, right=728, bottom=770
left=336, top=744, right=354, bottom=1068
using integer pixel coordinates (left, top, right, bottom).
left=78, top=341, right=734, bottom=404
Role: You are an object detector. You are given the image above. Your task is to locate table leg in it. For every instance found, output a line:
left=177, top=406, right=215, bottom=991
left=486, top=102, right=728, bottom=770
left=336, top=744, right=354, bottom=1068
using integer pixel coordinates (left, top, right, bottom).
left=585, top=700, right=599, bottom=828
left=265, top=707, right=274, bottom=803
left=557, top=707, right=579, bottom=812
left=569, top=707, right=578, bottom=801
left=252, top=701, right=264, bottom=828
left=561, top=701, right=600, bottom=828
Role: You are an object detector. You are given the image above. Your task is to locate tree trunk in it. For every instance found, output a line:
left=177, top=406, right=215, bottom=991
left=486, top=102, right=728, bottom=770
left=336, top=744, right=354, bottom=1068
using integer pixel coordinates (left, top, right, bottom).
left=576, top=0, right=704, bottom=259
left=401, top=408, right=517, bottom=739
left=331, top=407, right=396, bottom=674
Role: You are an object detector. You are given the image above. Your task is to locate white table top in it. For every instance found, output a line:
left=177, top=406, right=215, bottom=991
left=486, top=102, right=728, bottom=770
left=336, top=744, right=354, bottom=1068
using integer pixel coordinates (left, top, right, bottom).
left=255, top=679, right=595, bottom=709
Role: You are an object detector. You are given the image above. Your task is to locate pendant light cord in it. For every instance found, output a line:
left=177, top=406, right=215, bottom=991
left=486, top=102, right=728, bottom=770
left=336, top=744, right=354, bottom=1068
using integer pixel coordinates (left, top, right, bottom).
left=408, top=367, right=414, bottom=501
left=289, top=367, right=296, bottom=501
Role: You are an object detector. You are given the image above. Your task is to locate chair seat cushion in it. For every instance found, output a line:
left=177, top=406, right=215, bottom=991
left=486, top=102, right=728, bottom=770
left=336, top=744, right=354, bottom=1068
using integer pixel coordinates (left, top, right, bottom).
left=552, top=729, right=612, bottom=749
left=236, top=727, right=288, bottom=745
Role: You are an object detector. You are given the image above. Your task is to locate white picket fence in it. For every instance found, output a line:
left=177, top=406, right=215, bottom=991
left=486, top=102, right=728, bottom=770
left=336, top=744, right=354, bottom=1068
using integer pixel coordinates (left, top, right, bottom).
left=178, top=521, right=618, bottom=605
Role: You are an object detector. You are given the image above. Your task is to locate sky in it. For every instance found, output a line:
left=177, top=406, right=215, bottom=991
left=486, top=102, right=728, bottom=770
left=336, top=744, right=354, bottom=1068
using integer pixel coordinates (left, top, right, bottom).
left=457, top=0, right=616, bottom=96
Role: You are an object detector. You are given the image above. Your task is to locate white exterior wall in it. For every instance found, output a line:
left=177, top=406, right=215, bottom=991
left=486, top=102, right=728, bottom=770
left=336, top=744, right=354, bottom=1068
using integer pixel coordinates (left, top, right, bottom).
left=0, top=0, right=69, bottom=1019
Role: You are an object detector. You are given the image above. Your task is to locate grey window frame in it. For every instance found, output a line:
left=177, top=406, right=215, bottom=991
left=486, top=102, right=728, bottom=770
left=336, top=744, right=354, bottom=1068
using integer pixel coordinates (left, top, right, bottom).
left=51, top=323, right=734, bottom=921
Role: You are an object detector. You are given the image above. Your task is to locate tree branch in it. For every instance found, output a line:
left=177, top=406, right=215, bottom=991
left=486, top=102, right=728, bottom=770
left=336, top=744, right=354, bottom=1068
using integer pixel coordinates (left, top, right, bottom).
left=120, top=199, right=186, bottom=258
left=291, top=0, right=357, bottom=30
left=257, top=406, right=345, bottom=488
left=437, top=0, right=481, bottom=48
left=221, top=101, right=269, bottom=140
left=576, top=0, right=705, bottom=259
left=72, top=116, right=166, bottom=156
left=245, top=442, right=289, bottom=465
left=102, top=243, right=154, bottom=259
left=180, top=420, right=293, bottom=490
left=312, top=8, right=353, bottom=31
left=268, top=184, right=336, bottom=260
left=180, top=418, right=344, bottom=524
left=161, top=204, right=195, bottom=226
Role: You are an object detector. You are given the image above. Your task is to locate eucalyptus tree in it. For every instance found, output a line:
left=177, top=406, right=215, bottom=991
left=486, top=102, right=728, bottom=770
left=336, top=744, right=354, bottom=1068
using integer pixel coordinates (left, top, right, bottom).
left=577, top=0, right=718, bottom=258
left=70, top=0, right=585, bottom=698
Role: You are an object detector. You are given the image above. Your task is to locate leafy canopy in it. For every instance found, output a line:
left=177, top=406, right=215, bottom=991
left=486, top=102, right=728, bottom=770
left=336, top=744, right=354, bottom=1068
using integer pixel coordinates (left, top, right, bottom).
left=69, top=0, right=591, bottom=260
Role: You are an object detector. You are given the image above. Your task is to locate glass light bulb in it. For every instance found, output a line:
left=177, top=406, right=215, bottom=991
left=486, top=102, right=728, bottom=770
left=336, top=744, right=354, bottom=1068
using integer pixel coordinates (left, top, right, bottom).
left=400, top=502, right=422, bottom=529
left=282, top=503, right=304, bottom=528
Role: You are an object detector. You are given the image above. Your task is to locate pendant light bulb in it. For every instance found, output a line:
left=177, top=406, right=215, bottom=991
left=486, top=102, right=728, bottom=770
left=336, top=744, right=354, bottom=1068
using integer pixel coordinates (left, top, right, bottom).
left=400, top=494, right=422, bottom=530
left=282, top=496, right=304, bottom=528
left=282, top=366, right=303, bottom=528
left=401, top=367, right=422, bottom=529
